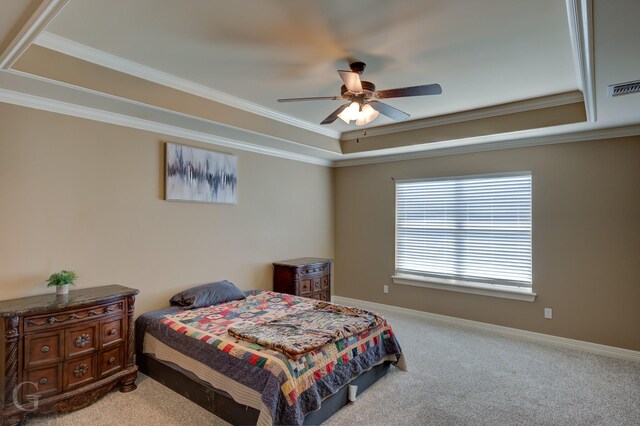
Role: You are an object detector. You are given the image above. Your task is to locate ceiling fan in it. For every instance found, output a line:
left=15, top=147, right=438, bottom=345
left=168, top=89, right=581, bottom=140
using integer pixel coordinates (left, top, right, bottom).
left=277, top=61, right=442, bottom=126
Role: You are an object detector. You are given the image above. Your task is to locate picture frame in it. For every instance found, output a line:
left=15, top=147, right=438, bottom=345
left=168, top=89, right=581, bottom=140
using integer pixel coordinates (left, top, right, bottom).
left=165, top=143, right=237, bottom=204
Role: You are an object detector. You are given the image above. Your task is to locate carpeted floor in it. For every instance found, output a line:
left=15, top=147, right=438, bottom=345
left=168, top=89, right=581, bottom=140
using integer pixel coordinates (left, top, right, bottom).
left=26, top=306, right=640, bottom=425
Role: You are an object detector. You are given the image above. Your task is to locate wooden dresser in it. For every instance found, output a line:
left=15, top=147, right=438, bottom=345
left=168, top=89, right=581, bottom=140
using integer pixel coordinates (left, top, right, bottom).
left=0, top=285, right=139, bottom=425
left=273, top=258, right=333, bottom=301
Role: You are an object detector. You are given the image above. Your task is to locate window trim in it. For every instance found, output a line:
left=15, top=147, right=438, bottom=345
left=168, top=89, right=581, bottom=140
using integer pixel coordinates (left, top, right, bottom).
left=394, top=171, right=534, bottom=301
left=392, top=273, right=536, bottom=302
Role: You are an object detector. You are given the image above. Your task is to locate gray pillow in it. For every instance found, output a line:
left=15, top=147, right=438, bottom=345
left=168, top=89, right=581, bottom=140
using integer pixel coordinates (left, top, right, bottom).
left=169, top=280, right=245, bottom=309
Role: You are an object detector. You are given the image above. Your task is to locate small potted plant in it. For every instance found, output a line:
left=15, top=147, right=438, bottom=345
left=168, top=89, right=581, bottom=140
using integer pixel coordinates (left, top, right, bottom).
left=47, top=270, right=77, bottom=295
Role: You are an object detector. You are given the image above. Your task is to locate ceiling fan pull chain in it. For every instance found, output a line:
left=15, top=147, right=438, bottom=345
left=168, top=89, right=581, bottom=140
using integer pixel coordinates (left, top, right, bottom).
left=356, top=129, right=367, bottom=144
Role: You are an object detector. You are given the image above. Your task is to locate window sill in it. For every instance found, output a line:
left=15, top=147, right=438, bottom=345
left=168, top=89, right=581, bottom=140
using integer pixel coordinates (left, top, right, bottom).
left=391, top=274, right=536, bottom=302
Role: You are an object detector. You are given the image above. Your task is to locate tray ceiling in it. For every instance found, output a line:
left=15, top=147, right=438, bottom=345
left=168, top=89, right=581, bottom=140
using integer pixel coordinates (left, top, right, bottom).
left=44, top=0, right=578, bottom=131
left=1, top=0, right=640, bottom=166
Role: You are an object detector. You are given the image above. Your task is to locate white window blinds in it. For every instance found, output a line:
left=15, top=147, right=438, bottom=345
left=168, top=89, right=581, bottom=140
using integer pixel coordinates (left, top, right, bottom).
left=395, top=173, right=532, bottom=287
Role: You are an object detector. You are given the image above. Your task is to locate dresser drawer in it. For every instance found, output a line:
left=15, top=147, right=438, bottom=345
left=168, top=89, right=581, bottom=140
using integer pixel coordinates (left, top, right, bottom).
left=66, top=324, right=98, bottom=358
left=24, top=364, right=62, bottom=399
left=299, top=279, right=311, bottom=295
left=300, top=264, right=330, bottom=277
left=99, top=345, right=124, bottom=378
left=102, top=318, right=123, bottom=348
left=64, top=355, right=97, bottom=391
left=311, top=290, right=330, bottom=302
left=24, top=301, right=125, bottom=332
left=312, top=277, right=322, bottom=292
left=24, top=331, right=63, bottom=369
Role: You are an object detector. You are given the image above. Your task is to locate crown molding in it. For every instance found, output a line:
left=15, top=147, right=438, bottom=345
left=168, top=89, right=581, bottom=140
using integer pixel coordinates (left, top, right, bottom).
left=340, top=91, right=584, bottom=141
left=566, top=0, right=595, bottom=122
left=0, top=0, right=69, bottom=69
left=0, top=86, right=333, bottom=167
left=6, top=66, right=340, bottom=157
left=32, top=31, right=341, bottom=140
left=3, top=68, right=640, bottom=170
left=334, top=124, right=640, bottom=167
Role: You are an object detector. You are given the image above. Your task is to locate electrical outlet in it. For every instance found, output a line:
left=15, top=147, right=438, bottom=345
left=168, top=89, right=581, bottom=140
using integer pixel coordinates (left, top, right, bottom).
left=383, top=285, right=389, bottom=294
left=544, top=308, right=553, bottom=319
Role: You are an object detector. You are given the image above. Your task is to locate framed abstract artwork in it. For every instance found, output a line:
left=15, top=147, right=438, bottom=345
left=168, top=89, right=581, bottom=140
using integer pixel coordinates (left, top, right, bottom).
left=165, top=143, right=238, bottom=204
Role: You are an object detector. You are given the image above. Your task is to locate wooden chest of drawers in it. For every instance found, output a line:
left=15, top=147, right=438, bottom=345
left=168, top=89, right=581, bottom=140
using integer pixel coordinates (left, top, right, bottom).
left=0, top=285, right=138, bottom=425
left=273, top=258, right=333, bottom=301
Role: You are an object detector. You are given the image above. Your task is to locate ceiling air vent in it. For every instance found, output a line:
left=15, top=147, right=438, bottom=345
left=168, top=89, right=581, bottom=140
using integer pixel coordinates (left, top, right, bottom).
left=608, top=80, right=640, bottom=97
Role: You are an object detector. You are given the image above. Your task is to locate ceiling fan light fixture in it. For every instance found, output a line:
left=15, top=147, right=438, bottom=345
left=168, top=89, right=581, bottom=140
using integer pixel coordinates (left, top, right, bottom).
left=356, top=103, right=379, bottom=125
left=338, top=102, right=360, bottom=124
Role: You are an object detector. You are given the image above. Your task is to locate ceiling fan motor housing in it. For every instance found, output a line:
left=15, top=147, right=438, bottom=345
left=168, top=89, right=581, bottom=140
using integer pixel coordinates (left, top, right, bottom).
left=341, top=81, right=376, bottom=98
left=349, top=61, right=367, bottom=74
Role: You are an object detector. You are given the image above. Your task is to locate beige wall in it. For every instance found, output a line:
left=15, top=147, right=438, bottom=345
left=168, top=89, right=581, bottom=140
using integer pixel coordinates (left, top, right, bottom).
left=2, top=100, right=638, bottom=352
left=0, top=103, right=333, bottom=315
left=334, top=137, right=640, bottom=351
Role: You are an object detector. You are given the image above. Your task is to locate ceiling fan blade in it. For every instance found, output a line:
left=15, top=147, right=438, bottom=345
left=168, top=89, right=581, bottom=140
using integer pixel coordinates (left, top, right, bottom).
left=338, top=70, right=363, bottom=93
left=278, top=96, right=343, bottom=102
left=375, top=84, right=442, bottom=99
left=369, top=101, right=410, bottom=121
left=320, top=104, right=350, bottom=125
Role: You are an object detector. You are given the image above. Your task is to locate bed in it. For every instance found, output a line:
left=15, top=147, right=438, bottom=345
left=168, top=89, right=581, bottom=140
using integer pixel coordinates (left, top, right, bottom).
left=135, top=289, right=405, bottom=425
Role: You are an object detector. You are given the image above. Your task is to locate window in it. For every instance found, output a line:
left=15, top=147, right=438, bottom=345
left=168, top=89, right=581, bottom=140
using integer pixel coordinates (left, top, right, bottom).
left=394, top=172, right=532, bottom=298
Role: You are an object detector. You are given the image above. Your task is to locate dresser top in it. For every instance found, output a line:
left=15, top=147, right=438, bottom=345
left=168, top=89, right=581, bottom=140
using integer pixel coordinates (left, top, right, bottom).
left=0, top=285, right=138, bottom=317
left=273, top=257, right=333, bottom=267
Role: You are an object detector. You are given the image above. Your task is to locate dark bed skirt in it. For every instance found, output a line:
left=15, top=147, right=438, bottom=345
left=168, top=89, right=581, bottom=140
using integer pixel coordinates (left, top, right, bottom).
left=137, top=352, right=391, bottom=425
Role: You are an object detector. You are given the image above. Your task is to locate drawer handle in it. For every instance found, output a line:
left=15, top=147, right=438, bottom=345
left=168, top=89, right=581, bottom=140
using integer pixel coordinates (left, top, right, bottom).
left=109, top=328, right=117, bottom=336
left=73, top=363, right=88, bottom=377
left=41, top=345, right=50, bottom=353
left=75, top=334, right=91, bottom=348
left=108, top=356, right=116, bottom=365
left=38, top=377, right=48, bottom=385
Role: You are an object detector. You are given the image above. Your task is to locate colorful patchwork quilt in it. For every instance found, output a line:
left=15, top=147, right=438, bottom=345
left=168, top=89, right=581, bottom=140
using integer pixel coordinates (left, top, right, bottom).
left=137, top=291, right=405, bottom=425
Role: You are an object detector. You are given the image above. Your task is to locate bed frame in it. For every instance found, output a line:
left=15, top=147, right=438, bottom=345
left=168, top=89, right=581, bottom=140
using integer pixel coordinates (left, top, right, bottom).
left=137, top=352, right=391, bottom=425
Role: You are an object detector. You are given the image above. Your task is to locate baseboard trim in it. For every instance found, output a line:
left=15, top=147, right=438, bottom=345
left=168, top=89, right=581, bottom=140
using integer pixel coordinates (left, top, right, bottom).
left=331, top=295, right=640, bottom=362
